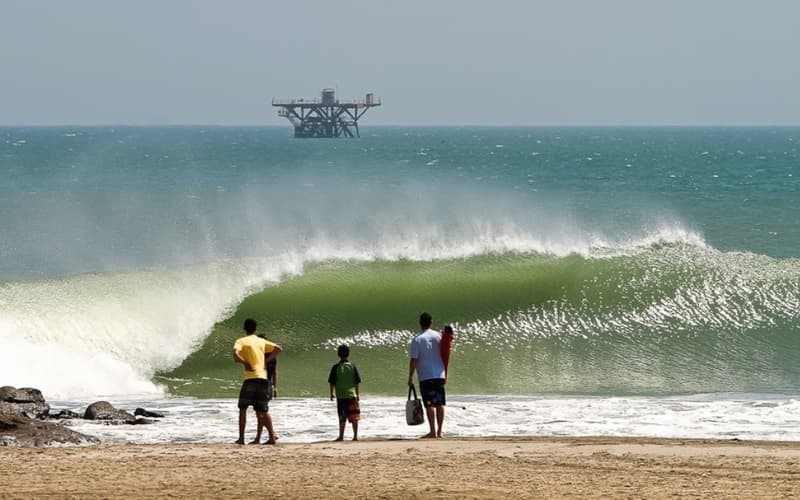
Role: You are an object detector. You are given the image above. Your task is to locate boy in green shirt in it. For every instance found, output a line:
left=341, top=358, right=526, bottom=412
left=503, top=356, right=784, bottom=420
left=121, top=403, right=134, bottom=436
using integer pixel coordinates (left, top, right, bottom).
left=328, top=344, right=362, bottom=441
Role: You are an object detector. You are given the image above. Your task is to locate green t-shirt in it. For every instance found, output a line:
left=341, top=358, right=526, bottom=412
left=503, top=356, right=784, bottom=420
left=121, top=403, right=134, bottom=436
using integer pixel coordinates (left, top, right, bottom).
left=327, top=360, right=362, bottom=398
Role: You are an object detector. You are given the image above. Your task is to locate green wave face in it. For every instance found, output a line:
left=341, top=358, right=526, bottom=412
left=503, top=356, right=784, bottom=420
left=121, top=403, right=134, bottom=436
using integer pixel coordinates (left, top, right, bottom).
left=161, top=246, right=800, bottom=398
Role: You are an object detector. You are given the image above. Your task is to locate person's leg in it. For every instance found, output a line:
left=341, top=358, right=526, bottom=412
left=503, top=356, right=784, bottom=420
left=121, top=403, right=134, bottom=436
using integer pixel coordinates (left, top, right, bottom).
left=351, top=419, right=358, bottom=441
left=260, top=416, right=280, bottom=441
left=336, top=419, right=345, bottom=441
left=262, top=412, right=277, bottom=444
left=250, top=411, right=264, bottom=444
left=236, top=380, right=252, bottom=444
left=420, top=379, right=438, bottom=438
left=435, top=405, right=445, bottom=438
left=423, top=405, right=436, bottom=438
left=236, top=409, right=247, bottom=444
left=260, top=422, right=279, bottom=441
left=250, top=380, right=271, bottom=444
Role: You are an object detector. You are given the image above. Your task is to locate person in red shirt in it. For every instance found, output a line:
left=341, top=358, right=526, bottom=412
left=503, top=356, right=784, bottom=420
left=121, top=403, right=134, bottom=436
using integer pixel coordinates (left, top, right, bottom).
left=440, top=325, right=454, bottom=384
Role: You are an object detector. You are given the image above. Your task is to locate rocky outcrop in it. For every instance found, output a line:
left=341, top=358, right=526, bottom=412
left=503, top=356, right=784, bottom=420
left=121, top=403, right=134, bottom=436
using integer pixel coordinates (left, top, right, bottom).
left=83, top=401, right=137, bottom=424
left=135, top=407, right=165, bottom=418
left=1, top=387, right=164, bottom=446
left=0, top=386, right=50, bottom=419
left=49, top=409, right=82, bottom=420
left=0, top=386, right=96, bottom=446
left=1, top=385, right=95, bottom=446
left=0, top=412, right=98, bottom=447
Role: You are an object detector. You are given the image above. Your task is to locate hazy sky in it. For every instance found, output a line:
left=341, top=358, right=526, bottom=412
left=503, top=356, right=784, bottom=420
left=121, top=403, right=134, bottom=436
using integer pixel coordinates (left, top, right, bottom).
left=2, top=1, right=799, bottom=126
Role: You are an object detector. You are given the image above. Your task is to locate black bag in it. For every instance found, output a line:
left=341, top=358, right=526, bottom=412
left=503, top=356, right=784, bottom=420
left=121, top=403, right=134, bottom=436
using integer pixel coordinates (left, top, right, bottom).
left=406, top=385, right=424, bottom=425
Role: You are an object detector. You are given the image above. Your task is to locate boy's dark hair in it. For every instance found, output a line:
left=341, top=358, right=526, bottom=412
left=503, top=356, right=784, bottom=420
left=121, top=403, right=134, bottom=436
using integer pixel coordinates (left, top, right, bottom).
left=419, top=312, right=433, bottom=329
left=337, top=344, right=350, bottom=358
left=443, top=325, right=453, bottom=335
left=243, top=318, right=257, bottom=334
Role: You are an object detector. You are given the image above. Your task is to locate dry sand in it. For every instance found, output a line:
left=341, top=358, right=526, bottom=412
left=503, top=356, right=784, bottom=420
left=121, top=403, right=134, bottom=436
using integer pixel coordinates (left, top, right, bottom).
left=2, top=437, right=800, bottom=499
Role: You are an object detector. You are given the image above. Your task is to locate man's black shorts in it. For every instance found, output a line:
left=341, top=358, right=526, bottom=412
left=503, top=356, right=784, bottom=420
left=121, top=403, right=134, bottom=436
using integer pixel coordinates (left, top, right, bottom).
left=238, top=378, right=270, bottom=412
left=420, top=378, right=446, bottom=407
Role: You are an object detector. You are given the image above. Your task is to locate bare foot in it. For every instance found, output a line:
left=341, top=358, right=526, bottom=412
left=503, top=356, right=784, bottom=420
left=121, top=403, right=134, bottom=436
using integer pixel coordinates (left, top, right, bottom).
left=263, top=438, right=276, bottom=445
left=248, top=439, right=260, bottom=445
left=334, top=437, right=344, bottom=442
left=352, top=437, right=358, bottom=441
left=234, top=439, right=245, bottom=445
left=420, top=432, right=437, bottom=439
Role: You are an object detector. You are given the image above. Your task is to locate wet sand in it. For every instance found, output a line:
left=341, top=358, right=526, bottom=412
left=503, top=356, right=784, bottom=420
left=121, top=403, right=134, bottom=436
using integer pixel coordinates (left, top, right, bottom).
left=2, top=436, right=800, bottom=498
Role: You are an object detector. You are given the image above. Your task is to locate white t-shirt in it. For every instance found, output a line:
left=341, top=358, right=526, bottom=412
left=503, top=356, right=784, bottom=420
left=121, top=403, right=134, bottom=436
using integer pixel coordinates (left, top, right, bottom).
left=409, top=328, right=445, bottom=382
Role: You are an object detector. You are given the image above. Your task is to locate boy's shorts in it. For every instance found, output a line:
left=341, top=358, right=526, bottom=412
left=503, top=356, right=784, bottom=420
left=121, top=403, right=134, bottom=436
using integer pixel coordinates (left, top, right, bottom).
left=238, top=379, right=270, bottom=412
left=336, top=397, right=360, bottom=422
left=420, top=378, right=446, bottom=407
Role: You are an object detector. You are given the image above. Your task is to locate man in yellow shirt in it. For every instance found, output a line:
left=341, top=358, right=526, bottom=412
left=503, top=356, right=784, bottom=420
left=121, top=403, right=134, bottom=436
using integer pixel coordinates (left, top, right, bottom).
left=233, top=318, right=282, bottom=444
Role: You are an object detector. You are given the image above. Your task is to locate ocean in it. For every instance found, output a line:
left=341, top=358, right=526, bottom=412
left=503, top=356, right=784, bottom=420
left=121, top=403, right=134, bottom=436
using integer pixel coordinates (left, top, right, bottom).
left=2, top=125, right=799, bottom=443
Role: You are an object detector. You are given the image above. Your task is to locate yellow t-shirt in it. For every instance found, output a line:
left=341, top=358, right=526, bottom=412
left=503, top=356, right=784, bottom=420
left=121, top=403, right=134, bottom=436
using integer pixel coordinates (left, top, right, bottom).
left=233, top=335, right=278, bottom=380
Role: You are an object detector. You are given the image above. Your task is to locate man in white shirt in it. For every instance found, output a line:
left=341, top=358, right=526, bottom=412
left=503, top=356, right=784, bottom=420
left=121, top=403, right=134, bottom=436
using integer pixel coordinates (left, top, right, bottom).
left=408, top=312, right=446, bottom=438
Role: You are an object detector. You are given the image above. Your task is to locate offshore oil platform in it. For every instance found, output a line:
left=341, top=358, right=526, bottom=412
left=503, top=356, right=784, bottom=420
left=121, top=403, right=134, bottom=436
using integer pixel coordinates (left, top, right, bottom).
left=271, top=89, right=381, bottom=138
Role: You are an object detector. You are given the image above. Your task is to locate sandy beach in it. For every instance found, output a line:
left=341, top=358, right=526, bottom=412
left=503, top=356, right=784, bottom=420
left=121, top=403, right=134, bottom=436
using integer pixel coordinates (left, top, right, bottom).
left=2, top=437, right=799, bottom=499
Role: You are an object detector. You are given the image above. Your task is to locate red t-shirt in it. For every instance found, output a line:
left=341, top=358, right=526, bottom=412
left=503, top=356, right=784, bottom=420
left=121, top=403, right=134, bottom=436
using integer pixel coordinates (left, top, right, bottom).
left=440, top=328, right=454, bottom=383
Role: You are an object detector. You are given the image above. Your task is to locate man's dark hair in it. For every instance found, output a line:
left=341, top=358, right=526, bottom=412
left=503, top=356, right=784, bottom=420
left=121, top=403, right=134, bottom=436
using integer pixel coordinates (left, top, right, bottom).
left=337, top=344, right=350, bottom=358
left=243, top=318, right=257, bottom=334
left=419, top=312, right=432, bottom=329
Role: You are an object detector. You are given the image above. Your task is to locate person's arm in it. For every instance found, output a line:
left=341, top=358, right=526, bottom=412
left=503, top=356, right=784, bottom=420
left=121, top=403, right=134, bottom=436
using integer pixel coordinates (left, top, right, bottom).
left=232, top=347, right=252, bottom=372
left=273, top=365, right=278, bottom=397
left=328, top=364, right=337, bottom=400
left=265, top=344, right=282, bottom=397
left=408, top=337, right=419, bottom=386
left=265, top=344, right=282, bottom=363
left=408, top=358, right=418, bottom=387
left=354, top=365, right=362, bottom=401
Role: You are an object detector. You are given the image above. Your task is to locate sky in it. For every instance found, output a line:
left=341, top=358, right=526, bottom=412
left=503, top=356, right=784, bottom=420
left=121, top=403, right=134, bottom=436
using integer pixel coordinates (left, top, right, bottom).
left=2, top=1, right=799, bottom=126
